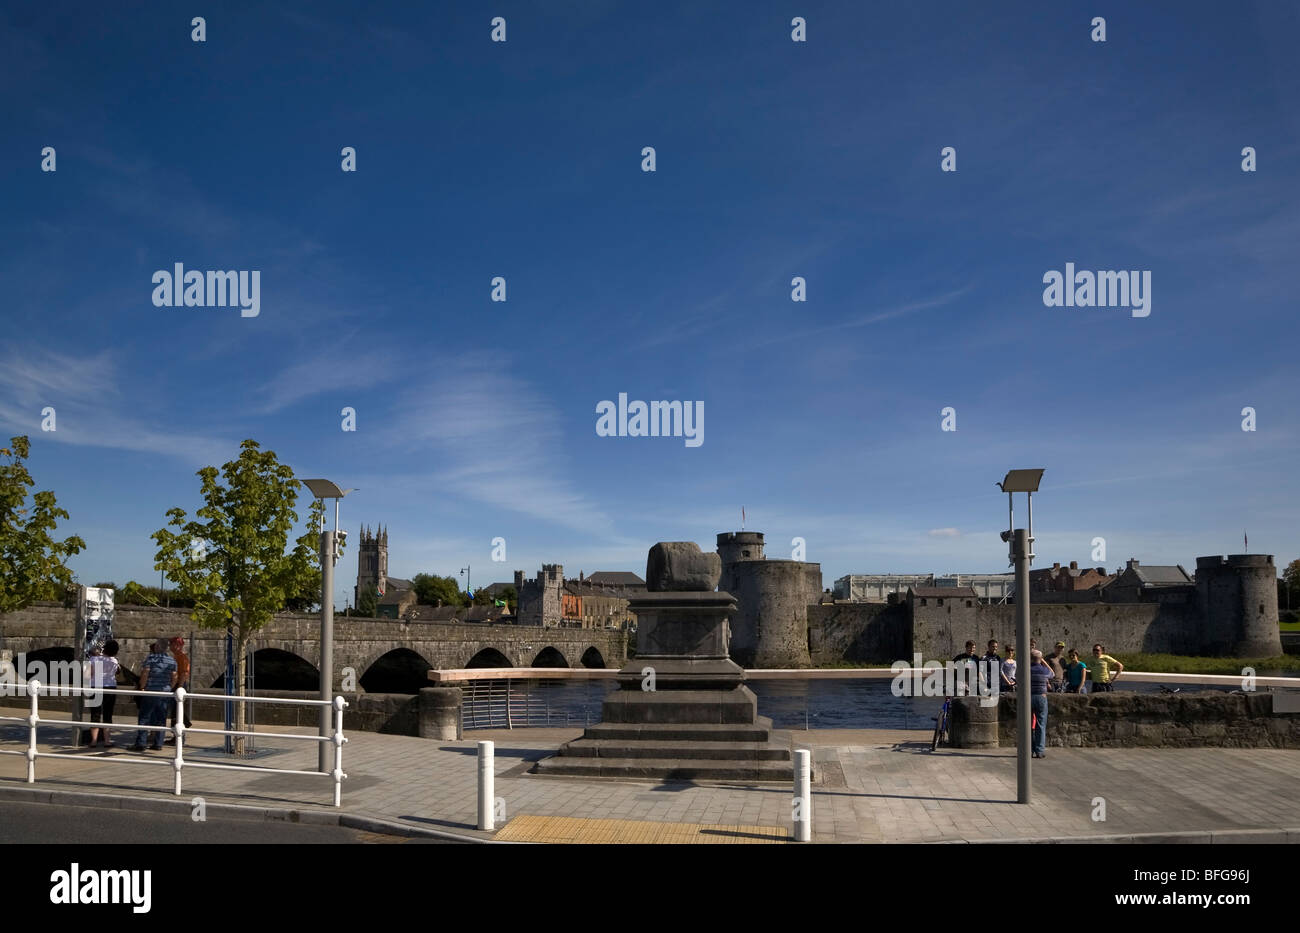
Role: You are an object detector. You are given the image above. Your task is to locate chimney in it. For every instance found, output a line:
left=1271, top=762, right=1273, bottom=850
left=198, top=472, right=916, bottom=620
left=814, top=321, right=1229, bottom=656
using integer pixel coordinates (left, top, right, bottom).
left=1052, top=562, right=1060, bottom=571
left=1069, top=561, right=1078, bottom=570
left=1127, top=559, right=1139, bottom=570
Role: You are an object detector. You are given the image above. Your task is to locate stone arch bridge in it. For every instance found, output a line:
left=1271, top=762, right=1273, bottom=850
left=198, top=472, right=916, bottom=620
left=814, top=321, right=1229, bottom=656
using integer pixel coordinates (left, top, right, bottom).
left=0, top=603, right=627, bottom=694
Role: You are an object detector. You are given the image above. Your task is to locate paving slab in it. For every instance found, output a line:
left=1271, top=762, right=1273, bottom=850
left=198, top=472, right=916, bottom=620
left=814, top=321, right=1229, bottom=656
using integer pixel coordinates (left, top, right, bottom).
left=2, top=716, right=1299, bottom=843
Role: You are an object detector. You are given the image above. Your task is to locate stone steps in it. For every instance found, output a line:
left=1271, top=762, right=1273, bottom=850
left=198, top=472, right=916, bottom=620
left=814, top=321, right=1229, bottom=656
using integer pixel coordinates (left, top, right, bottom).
left=600, top=689, right=760, bottom=724
left=532, top=756, right=796, bottom=781
left=557, top=739, right=792, bottom=761
left=581, top=721, right=774, bottom=743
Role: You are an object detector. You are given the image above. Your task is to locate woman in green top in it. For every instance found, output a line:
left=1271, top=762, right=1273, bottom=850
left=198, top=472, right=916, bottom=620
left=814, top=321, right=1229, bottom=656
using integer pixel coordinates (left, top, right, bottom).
left=1064, top=649, right=1088, bottom=693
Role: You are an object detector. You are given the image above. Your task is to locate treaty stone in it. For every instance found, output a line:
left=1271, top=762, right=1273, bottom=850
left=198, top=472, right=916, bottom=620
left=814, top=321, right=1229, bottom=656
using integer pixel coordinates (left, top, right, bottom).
left=645, top=542, right=721, bottom=592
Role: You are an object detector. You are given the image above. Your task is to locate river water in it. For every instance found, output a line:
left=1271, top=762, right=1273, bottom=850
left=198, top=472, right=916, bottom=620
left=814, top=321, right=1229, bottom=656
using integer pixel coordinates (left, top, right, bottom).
left=461, top=675, right=1300, bottom=731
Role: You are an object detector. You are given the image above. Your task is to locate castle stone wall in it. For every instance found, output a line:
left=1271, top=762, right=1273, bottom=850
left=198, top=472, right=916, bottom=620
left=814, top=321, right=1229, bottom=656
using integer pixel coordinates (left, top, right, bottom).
left=730, top=560, right=812, bottom=668
left=807, top=602, right=910, bottom=664
left=1197, top=555, right=1281, bottom=657
left=911, top=601, right=1205, bottom=660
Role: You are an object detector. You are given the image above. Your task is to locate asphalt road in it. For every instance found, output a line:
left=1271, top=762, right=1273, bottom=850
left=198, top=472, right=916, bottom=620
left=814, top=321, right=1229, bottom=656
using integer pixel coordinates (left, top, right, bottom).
left=0, top=800, right=456, bottom=844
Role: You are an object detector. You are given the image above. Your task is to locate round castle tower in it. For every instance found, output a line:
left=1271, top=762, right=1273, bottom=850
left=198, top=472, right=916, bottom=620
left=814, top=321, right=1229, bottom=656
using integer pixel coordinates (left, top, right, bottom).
left=716, top=531, right=816, bottom=669
left=1195, top=554, right=1280, bottom=658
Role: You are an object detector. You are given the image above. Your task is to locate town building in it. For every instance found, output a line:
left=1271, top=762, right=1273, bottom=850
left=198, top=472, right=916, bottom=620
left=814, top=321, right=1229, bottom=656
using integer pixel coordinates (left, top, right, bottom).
left=1104, top=559, right=1193, bottom=602
left=834, top=572, right=1013, bottom=603
left=1029, top=560, right=1114, bottom=594
left=355, top=526, right=417, bottom=618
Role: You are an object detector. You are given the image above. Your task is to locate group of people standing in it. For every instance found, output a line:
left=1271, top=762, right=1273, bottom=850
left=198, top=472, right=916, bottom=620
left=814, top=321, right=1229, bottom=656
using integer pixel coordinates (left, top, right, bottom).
left=80, top=636, right=191, bottom=751
left=950, top=638, right=1127, bottom=758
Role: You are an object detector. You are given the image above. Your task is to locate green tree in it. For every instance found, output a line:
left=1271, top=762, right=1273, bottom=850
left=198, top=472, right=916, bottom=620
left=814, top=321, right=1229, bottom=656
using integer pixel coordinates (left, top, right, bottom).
left=1282, top=559, right=1300, bottom=614
left=0, top=436, right=85, bottom=612
left=152, top=440, right=329, bottom=752
left=115, top=580, right=195, bottom=609
left=412, top=573, right=467, bottom=608
left=356, top=582, right=378, bottom=617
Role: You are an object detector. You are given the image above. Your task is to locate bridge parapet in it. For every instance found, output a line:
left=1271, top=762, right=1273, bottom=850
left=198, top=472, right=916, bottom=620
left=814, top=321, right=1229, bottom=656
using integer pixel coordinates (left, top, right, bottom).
left=1, top=603, right=627, bottom=692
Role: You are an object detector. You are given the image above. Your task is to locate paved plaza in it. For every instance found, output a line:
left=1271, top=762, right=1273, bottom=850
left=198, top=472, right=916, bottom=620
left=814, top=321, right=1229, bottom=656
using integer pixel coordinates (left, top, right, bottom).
left=1, top=717, right=1298, bottom=843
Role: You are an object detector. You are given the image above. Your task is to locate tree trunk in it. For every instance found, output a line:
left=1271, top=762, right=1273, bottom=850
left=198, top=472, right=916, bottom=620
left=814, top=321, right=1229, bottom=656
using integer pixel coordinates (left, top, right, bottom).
left=234, top=625, right=249, bottom=755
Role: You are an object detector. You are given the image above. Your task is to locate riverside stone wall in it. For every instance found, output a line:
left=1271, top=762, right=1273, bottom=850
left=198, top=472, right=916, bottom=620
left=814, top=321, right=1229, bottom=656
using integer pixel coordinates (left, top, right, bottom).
left=968, top=692, right=1300, bottom=749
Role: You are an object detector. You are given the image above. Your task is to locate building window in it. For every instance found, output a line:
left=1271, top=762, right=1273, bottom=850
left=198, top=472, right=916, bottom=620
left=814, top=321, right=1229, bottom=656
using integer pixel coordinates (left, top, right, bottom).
left=966, top=601, right=973, bottom=607
left=937, top=598, right=944, bottom=607
left=920, top=598, right=927, bottom=606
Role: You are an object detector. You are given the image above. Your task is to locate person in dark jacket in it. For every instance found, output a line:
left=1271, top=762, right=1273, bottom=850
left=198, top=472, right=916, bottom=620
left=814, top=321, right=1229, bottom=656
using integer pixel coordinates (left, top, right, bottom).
left=1029, top=649, right=1052, bottom=757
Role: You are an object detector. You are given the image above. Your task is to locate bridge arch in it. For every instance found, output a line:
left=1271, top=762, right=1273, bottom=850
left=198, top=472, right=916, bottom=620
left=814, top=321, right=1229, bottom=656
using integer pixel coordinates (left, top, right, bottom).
left=360, top=648, right=434, bottom=694
left=580, top=646, right=606, bottom=669
left=531, top=646, right=569, bottom=668
left=209, top=647, right=320, bottom=691
left=6, top=645, right=78, bottom=685
left=466, top=647, right=512, bottom=669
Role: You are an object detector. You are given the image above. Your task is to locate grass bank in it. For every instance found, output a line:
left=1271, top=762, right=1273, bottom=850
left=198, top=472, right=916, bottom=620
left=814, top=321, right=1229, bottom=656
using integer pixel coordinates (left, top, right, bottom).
left=814, top=654, right=1298, bottom=674
left=1107, top=653, right=1297, bottom=675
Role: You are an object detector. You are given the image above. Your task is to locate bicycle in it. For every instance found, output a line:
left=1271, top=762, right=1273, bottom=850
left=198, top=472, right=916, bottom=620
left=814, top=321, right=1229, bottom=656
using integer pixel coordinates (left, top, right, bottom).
left=931, top=697, right=952, bottom=751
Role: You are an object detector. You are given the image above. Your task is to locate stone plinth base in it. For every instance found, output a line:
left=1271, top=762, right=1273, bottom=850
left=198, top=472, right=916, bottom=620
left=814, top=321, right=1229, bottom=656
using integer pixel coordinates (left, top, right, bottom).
left=534, top=590, right=794, bottom=781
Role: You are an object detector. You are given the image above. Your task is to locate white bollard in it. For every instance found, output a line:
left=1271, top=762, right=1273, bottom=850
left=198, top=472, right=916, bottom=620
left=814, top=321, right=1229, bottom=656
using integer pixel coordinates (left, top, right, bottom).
left=477, top=740, right=495, bottom=831
left=793, top=748, right=811, bottom=842
left=173, top=687, right=186, bottom=796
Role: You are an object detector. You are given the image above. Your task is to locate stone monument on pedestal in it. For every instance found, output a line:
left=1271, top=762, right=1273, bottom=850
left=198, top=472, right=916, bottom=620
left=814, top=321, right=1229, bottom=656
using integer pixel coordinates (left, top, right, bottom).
left=533, top=542, right=794, bottom=781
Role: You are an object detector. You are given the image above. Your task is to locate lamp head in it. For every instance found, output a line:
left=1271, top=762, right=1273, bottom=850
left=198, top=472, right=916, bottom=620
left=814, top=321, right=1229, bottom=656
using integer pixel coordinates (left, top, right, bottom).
left=300, top=479, right=355, bottom=499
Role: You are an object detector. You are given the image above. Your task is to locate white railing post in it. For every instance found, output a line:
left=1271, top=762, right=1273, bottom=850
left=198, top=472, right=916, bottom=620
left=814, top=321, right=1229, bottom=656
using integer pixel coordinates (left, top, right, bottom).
left=793, top=748, right=812, bottom=842
left=2, top=687, right=349, bottom=806
left=173, top=687, right=186, bottom=796
left=477, top=740, right=494, bottom=831
left=332, top=695, right=347, bottom=807
left=26, top=680, right=40, bottom=783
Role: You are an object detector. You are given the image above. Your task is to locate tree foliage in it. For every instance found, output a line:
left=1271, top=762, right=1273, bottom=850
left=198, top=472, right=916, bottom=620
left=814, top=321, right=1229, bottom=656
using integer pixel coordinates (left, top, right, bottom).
left=1282, top=559, right=1300, bottom=612
left=412, top=573, right=467, bottom=608
left=0, top=436, right=85, bottom=612
left=112, top=580, right=197, bottom=609
left=151, top=440, right=333, bottom=751
left=356, top=582, right=378, bottom=617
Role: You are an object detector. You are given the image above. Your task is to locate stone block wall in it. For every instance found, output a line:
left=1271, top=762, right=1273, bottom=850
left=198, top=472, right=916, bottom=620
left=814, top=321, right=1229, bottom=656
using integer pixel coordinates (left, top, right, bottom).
left=807, top=602, right=909, bottom=664
left=911, top=601, right=1203, bottom=660
left=985, top=691, right=1300, bottom=749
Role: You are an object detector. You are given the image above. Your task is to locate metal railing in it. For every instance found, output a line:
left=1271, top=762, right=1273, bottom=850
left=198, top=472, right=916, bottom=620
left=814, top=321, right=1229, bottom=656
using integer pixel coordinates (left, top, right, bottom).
left=0, top=681, right=348, bottom=806
left=460, top=677, right=603, bottom=730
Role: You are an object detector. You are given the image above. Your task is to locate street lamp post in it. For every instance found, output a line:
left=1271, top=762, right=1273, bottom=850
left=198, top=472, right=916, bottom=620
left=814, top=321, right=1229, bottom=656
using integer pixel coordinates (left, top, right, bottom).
left=301, top=479, right=355, bottom=773
left=997, top=469, right=1043, bottom=804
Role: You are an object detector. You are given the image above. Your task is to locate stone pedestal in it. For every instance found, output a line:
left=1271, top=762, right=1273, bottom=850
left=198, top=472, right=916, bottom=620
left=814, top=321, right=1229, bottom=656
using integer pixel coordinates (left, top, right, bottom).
left=419, top=687, right=463, bottom=740
left=534, top=562, right=795, bottom=781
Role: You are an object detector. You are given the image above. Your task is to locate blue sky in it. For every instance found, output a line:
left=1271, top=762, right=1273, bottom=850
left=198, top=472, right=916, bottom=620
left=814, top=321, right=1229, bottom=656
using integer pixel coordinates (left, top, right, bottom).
left=3, top=1, right=1299, bottom=608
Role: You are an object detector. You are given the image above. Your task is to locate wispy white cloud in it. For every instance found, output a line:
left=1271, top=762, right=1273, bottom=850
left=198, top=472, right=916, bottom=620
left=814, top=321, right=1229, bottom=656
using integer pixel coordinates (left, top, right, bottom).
left=0, top=344, right=230, bottom=464
left=377, top=356, right=614, bottom=536
left=736, top=285, right=973, bottom=351
left=253, top=346, right=396, bottom=415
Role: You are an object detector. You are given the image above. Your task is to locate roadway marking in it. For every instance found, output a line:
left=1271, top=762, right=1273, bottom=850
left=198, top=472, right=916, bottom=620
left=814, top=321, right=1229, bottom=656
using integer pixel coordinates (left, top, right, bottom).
left=495, top=814, right=789, bottom=844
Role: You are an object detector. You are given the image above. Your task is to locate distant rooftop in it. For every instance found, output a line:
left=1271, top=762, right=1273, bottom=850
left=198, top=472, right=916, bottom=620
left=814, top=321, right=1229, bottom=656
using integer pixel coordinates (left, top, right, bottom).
left=581, top=571, right=646, bottom=587
left=1124, top=560, right=1192, bottom=586
left=910, top=586, right=979, bottom=598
